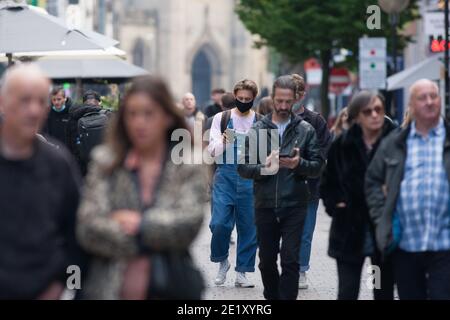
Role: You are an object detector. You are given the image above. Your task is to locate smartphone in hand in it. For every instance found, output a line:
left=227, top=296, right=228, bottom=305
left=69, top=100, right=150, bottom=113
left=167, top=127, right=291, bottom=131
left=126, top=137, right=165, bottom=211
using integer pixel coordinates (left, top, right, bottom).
left=225, top=128, right=236, bottom=142
left=279, top=149, right=296, bottom=158
left=279, top=152, right=292, bottom=158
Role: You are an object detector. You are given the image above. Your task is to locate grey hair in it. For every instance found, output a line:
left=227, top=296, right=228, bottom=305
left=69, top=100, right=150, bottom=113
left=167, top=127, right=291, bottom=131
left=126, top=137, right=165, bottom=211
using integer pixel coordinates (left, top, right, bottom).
left=182, top=92, right=195, bottom=99
left=272, top=75, right=297, bottom=97
left=0, top=63, right=49, bottom=96
left=409, top=79, right=439, bottom=99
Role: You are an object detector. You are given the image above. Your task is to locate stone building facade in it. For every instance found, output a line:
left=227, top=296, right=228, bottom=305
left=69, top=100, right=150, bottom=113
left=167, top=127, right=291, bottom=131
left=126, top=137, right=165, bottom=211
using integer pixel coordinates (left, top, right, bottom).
left=112, top=0, right=272, bottom=106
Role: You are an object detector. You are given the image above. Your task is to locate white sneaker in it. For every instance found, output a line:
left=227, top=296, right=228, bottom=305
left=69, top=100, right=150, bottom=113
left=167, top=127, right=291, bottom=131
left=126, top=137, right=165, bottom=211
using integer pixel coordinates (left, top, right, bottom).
left=235, top=272, right=255, bottom=288
left=214, top=260, right=230, bottom=285
left=299, top=272, right=309, bottom=289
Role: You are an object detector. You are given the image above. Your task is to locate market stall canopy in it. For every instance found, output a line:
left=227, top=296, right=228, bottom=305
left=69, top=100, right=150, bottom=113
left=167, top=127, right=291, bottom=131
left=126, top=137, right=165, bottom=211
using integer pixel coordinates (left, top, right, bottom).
left=35, top=56, right=149, bottom=80
left=0, top=47, right=127, bottom=61
left=0, top=0, right=119, bottom=63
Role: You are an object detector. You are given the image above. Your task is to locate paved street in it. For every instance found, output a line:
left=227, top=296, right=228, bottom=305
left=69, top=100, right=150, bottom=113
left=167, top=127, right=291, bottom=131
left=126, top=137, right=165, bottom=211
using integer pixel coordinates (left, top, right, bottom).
left=192, top=201, right=374, bottom=300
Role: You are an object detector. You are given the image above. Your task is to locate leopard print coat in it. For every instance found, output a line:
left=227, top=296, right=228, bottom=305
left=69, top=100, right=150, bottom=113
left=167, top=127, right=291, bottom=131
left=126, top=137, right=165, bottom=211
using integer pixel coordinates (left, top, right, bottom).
left=76, top=145, right=207, bottom=299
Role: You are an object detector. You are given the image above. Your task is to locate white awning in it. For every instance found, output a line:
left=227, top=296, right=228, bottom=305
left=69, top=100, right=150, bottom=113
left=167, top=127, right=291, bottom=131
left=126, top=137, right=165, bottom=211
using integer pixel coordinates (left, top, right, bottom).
left=34, top=56, right=148, bottom=79
left=387, top=54, right=443, bottom=91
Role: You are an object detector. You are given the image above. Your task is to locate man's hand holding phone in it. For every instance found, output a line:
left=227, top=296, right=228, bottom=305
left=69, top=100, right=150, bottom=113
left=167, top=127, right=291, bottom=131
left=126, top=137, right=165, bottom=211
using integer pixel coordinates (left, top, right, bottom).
left=279, top=148, right=300, bottom=169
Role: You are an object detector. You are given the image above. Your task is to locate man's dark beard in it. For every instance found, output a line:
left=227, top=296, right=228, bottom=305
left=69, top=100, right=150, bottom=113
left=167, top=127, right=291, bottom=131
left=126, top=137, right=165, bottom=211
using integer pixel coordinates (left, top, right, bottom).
left=276, top=109, right=290, bottom=117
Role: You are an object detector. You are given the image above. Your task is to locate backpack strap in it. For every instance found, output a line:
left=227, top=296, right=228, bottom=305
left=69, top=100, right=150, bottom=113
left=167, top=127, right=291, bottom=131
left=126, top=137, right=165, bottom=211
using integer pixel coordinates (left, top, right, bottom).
left=220, top=110, right=262, bottom=133
left=220, top=110, right=232, bottom=134
left=254, top=112, right=263, bottom=122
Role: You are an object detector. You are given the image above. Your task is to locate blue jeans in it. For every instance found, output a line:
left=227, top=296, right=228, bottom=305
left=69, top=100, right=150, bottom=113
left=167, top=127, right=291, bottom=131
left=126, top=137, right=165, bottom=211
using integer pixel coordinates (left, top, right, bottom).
left=299, top=200, right=319, bottom=272
left=209, top=164, right=257, bottom=272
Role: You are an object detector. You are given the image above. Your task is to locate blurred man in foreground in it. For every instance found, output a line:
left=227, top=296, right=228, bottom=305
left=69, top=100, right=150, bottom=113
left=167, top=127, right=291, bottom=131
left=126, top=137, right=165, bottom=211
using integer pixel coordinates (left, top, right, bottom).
left=0, top=64, right=83, bottom=299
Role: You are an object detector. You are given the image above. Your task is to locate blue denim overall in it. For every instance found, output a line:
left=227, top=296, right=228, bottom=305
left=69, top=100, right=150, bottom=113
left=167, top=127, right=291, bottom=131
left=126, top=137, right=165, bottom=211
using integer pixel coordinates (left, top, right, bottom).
left=209, top=117, right=257, bottom=273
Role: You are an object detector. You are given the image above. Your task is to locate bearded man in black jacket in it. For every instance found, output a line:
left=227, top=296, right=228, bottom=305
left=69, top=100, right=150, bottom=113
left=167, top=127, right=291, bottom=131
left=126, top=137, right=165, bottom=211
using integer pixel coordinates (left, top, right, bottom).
left=238, top=75, right=324, bottom=300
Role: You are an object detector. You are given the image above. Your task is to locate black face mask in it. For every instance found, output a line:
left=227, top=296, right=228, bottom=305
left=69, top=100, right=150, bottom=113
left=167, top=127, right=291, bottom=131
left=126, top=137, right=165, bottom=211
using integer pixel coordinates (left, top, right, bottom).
left=235, top=99, right=254, bottom=113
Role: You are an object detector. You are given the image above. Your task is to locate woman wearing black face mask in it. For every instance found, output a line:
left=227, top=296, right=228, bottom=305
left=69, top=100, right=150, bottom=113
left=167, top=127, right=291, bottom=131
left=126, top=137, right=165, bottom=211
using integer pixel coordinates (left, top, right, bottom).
left=207, top=79, right=262, bottom=288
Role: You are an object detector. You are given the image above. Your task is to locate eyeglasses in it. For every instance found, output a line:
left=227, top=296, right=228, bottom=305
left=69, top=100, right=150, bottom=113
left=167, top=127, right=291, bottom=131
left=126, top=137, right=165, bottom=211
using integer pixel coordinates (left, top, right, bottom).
left=361, top=106, right=384, bottom=117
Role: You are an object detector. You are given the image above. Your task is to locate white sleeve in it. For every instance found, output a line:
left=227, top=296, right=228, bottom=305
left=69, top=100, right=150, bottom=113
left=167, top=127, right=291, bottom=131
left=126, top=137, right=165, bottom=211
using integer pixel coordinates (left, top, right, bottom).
left=207, top=112, right=226, bottom=158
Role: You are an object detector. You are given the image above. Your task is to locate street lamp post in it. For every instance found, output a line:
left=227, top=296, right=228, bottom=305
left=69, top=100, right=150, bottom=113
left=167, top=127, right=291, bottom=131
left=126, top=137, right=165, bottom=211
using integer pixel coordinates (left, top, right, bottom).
left=378, top=0, right=410, bottom=119
left=389, top=12, right=399, bottom=74
left=6, top=53, right=12, bottom=66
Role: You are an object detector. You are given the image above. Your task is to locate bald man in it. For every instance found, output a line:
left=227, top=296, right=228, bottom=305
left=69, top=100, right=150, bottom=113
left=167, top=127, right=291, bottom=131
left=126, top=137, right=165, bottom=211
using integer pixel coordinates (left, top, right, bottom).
left=181, top=92, right=205, bottom=129
left=0, top=64, right=84, bottom=299
left=365, top=79, right=450, bottom=300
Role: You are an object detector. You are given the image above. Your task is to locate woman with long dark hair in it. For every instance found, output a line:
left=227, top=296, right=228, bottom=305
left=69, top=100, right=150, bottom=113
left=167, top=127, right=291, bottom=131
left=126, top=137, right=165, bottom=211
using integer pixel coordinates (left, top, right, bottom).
left=320, top=91, right=396, bottom=300
left=330, top=107, right=349, bottom=139
left=76, top=76, right=206, bottom=300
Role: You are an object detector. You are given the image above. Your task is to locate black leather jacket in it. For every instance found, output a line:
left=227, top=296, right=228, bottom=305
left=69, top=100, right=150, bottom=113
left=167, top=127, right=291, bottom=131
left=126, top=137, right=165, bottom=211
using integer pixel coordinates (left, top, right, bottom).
left=238, top=113, right=325, bottom=209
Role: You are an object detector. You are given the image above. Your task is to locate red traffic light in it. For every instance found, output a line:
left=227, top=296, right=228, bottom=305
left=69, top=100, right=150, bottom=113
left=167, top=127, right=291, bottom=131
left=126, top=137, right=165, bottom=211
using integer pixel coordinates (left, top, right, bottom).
left=430, top=39, right=450, bottom=52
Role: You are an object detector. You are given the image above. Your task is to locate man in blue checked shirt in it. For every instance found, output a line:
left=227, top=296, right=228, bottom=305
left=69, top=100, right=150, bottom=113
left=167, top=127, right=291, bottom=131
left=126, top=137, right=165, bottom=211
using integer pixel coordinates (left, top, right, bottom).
left=365, top=79, right=450, bottom=300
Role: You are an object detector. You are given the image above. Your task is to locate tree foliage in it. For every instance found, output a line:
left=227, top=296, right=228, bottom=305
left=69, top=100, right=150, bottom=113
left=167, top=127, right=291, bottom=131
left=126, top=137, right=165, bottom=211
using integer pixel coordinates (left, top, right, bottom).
left=236, top=0, right=420, bottom=117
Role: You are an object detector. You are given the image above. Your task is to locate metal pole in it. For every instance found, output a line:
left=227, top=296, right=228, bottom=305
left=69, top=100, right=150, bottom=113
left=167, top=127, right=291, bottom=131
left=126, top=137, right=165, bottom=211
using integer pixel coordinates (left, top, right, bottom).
left=6, top=53, right=12, bottom=67
left=390, top=13, right=399, bottom=119
left=391, top=13, right=398, bottom=74
left=445, top=0, right=450, bottom=121
left=98, top=0, right=106, bottom=34
left=76, top=78, right=83, bottom=102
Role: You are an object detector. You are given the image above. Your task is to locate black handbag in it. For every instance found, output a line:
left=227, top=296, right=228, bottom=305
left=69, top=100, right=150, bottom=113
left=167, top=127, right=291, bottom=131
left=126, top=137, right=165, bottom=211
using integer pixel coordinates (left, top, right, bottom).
left=148, top=251, right=204, bottom=300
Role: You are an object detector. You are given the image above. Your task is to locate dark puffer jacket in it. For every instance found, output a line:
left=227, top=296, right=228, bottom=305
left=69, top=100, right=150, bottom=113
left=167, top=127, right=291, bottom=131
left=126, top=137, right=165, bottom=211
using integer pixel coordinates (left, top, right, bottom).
left=238, top=113, right=325, bottom=209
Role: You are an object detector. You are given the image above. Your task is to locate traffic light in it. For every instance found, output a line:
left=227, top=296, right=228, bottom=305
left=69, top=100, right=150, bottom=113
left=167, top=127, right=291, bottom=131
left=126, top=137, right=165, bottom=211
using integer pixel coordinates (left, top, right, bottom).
left=439, top=0, right=446, bottom=10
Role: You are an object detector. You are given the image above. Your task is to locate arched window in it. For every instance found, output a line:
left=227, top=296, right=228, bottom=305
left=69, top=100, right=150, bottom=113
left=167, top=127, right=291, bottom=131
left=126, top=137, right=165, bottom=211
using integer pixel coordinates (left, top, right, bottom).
left=192, top=49, right=212, bottom=109
left=132, top=38, right=145, bottom=68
